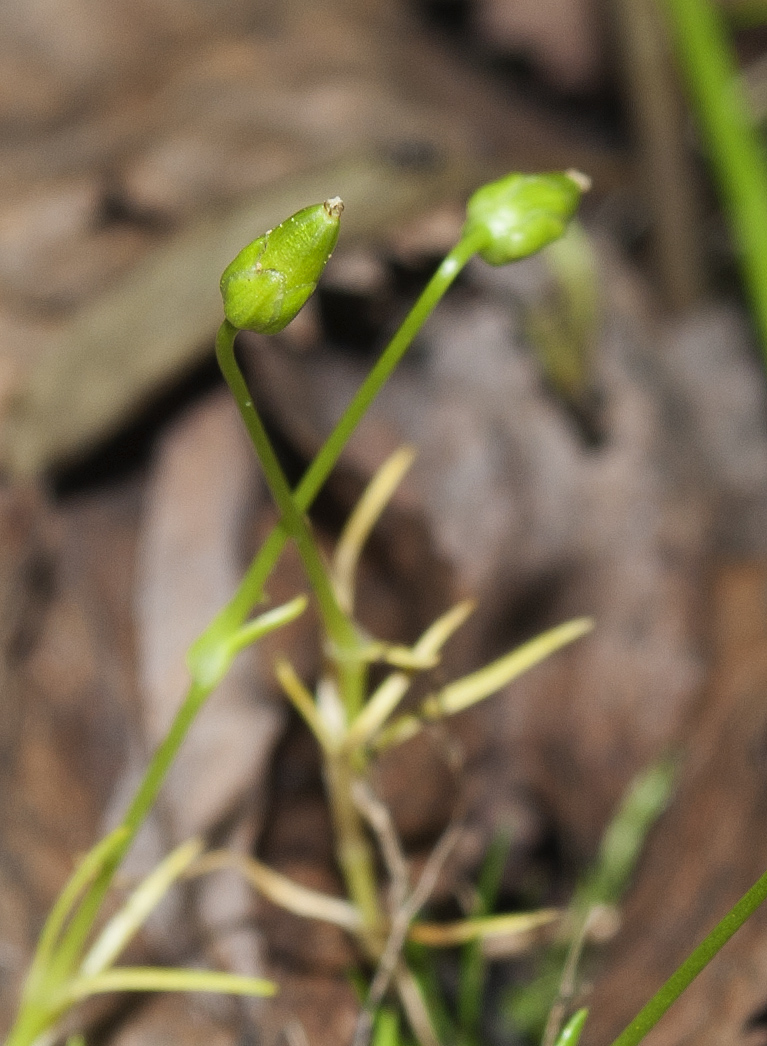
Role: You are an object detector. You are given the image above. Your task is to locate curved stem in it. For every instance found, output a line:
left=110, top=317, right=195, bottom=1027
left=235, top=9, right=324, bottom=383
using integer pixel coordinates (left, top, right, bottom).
left=25, top=231, right=483, bottom=1019
left=45, top=679, right=214, bottom=984
left=216, top=320, right=366, bottom=718
left=215, top=321, right=354, bottom=647
left=295, top=230, right=486, bottom=510
left=204, top=231, right=484, bottom=638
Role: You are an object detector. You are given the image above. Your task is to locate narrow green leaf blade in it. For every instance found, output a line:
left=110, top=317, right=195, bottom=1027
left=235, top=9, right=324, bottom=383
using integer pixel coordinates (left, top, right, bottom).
left=554, top=1008, right=589, bottom=1046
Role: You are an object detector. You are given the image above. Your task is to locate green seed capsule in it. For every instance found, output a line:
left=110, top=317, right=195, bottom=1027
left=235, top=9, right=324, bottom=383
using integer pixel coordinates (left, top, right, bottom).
left=220, top=197, right=344, bottom=333
left=463, top=170, right=589, bottom=265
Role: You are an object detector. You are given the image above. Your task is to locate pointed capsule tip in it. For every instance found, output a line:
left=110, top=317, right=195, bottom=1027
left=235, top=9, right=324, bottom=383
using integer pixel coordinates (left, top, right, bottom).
left=324, top=196, right=344, bottom=218
left=566, top=169, right=592, bottom=193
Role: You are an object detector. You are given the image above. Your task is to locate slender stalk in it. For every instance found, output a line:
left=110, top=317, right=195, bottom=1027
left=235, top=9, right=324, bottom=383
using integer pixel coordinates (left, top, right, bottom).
left=42, top=678, right=214, bottom=986
left=4, top=1002, right=53, bottom=1046
left=199, top=230, right=486, bottom=641
left=209, top=236, right=484, bottom=956
left=24, top=228, right=482, bottom=1012
left=325, top=752, right=385, bottom=954
left=215, top=321, right=357, bottom=653
left=608, top=864, right=767, bottom=1046
left=6, top=176, right=588, bottom=1046
left=216, top=319, right=370, bottom=722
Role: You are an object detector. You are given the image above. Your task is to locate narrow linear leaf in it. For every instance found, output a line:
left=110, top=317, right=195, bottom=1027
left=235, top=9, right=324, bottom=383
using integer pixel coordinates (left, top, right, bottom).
left=661, top=0, right=767, bottom=359
left=457, top=832, right=513, bottom=1043
left=370, top=713, right=422, bottom=751
left=190, top=851, right=362, bottom=932
left=581, top=759, right=675, bottom=908
left=376, top=618, right=592, bottom=751
left=409, top=909, right=559, bottom=947
left=406, top=943, right=458, bottom=1045
left=334, top=446, right=416, bottom=613
left=476, top=832, right=511, bottom=916
left=61, top=966, right=277, bottom=1003
left=344, top=601, right=476, bottom=751
left=27, top=827, right=130, bottom=982
left=608, top=861, right=767, bottom=1046
left=423, top=618, right=593, bottom=719
left=274, top=657, right=334, bottom=751
left=81, top=838, right=203, bottom=976
left=357, top=642, right=440, bottom=671
left=412, top=600, right=476, bottom=658
left=225, top=595, right=308, bottom=662
left=372, top=1007, right=402, bottom=1046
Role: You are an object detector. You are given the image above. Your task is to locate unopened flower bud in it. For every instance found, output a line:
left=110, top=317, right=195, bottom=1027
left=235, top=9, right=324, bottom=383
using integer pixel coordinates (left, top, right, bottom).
left=221, top=197, right=344, bottom=333
left=463, top=171, right=588, bottom=265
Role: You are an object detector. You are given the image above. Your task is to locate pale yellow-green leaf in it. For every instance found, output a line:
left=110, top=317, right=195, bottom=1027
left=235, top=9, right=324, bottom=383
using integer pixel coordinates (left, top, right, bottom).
left=409, top=908, right=560, bottom=947
left=333, top=446, right=416, bottom=613
left=60, top=967, right=276, bottom=1004
left=190, top=851, right=361, bottom=932
left=81, top=839, right=203, bottom=977
left=423, top=617, right=593, bottom=718
left=343, top=601, right=476, bottom=751
left=28, top=827, right=130, bottom=980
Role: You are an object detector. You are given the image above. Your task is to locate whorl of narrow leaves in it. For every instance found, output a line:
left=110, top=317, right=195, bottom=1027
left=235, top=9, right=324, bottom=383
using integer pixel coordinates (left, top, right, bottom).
left=220, top=197, right=343, bottom=333
left=463, top=170, right=589, bottom=265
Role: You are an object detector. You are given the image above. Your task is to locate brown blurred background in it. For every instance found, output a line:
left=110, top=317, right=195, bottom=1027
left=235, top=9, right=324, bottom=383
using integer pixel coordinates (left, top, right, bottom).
left=4, top=2, right=767, bottom=1046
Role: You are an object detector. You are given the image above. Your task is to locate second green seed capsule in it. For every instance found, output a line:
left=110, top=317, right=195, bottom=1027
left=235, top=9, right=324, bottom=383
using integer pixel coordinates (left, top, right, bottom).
left=220, top=197, right=344, bottom=334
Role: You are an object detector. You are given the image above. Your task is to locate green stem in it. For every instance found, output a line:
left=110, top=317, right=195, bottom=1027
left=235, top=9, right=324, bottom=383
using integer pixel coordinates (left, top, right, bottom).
left=45, top=679, right=214, bottom=983
left=215, top=320, right=366, bottom=717
left=206, top=236, right=483, bottom=927
left=202, top=230, right=485, bottom=640
left=661, top=0, right=767, bottom=361
left=6, top=678, right=216, bottom=1046
left=215, top=321, right=355, bottom=647
left=28, top=230, right=482, bottom=1009
left=215, top=327, right=385, bottom=938
left=212, top=231, right=483, bottom=946
left=609, top=865, right=767, bottom=1046
left=4, top=1002, right=53, bottom=1046
left=324, top=752, right=384, bottom=952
